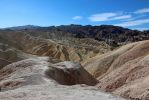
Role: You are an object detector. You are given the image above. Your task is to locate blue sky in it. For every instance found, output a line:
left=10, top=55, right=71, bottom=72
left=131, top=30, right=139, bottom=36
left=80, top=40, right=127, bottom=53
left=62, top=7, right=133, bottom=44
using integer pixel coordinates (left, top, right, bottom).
left=0, top=0, right=149, bottom=30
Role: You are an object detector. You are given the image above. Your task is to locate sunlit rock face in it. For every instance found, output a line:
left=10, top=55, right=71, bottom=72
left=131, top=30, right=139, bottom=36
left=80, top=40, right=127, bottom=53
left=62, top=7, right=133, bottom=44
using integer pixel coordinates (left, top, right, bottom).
left=0, top=57, right=97, bottom=88
left=84, top=40, right=149, bottom=99
left=0, top=57, right=124, bottom=100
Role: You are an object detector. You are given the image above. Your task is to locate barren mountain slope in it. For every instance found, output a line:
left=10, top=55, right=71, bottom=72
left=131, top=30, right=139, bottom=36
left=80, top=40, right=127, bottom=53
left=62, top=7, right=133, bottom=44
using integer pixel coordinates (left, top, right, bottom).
left=0, top=57, right=124, bottom=100
left=84, top=40, right=149, bottom=99
left=0, top=42, right=37, bottom=69
left=13, top=25, right=149, bottom=47
left=0, top=30, right=111, bottom=62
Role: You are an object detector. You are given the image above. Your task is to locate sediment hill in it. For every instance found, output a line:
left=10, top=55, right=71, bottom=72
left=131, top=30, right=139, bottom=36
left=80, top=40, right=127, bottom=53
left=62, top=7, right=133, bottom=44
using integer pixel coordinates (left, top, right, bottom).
left=84, top=40, right=149, bottom=99
left=0, top=30, right=111, bottom=62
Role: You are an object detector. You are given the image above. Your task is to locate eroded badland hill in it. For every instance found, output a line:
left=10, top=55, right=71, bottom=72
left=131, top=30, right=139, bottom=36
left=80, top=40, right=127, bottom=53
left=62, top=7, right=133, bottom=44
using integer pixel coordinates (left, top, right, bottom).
left=0, top=25, right=149, bottom=100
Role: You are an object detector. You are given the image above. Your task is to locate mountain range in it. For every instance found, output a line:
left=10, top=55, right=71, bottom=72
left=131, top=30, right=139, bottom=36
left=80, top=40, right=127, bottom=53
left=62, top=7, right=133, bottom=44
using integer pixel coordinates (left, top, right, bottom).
left=5, top=24, right=149, bottom=46
left=0, top=24, right=149, bottom=100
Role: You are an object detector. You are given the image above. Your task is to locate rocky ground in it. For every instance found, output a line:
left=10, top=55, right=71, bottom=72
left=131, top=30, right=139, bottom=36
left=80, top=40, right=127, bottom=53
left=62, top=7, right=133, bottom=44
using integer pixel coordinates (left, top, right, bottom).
left=0, top=57, right=124, bottom=100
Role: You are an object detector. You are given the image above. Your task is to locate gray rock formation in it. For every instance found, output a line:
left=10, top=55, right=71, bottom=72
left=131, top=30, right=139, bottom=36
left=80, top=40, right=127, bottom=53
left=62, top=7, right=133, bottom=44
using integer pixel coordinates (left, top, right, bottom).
left=0, top=57, right=124, bottom=100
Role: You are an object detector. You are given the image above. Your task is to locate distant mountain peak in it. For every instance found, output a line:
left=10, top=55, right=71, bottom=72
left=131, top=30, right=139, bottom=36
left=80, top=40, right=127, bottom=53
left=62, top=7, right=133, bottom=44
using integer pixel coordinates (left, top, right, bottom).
left=4, top=25, right=41, bottom=30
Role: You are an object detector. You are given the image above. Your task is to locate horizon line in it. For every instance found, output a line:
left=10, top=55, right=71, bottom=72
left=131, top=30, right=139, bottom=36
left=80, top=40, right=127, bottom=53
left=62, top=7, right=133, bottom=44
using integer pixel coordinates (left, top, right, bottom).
left=0, top=24, right=148, bottom=31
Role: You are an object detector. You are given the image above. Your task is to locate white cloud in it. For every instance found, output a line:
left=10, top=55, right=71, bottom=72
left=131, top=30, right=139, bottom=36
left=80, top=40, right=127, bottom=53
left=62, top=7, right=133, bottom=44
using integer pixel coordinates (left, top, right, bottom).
left=123, top=15, right=146, bottom=21
left=135, top=8, right=149, bottom=14
left=88, top=12, right=131, bottom=22
left=72, top=16, right=83, bottom=20
left=88, top=13, right=117, bottom=22
left=112, top=15, right=131, bottom=20
left=115, top=19, right=149, bottom=27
